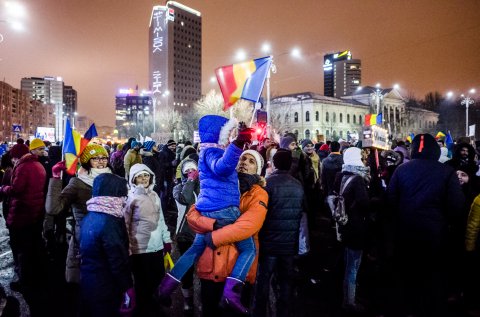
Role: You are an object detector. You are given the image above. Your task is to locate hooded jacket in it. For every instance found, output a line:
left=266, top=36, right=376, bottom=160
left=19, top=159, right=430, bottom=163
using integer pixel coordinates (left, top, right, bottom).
left=124, top=164, right=171, bottom=254
left=388, top=134, right=465, bottom=252
left=1, top=153, right=46, bottom=228
left=446, top=143, right=478, bottom=174
left=196, top=143, right=243, bottom=212
left=124, top=148, right=142, bottom=179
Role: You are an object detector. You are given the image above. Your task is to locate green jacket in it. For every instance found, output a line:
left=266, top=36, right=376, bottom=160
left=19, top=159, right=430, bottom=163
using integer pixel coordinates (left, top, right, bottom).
left=124, top=149, right=142, bottom=179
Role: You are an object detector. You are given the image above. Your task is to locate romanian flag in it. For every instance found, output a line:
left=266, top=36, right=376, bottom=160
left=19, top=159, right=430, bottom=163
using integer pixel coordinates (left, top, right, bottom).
left=215, top=56, right=273, bottom=110
left=63, top=120, right=82, bottom=175
left=445, top=131, right=454, bottom=158
left=364, top=113, right=382, bottom=126
left=80, top=124, right=98, bottom=153
left=435, top=131, right=446, bottom=139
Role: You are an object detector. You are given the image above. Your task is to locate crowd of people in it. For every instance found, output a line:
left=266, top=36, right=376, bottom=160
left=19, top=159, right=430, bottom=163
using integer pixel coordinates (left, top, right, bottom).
left=0, top=117, right=479, bottom=317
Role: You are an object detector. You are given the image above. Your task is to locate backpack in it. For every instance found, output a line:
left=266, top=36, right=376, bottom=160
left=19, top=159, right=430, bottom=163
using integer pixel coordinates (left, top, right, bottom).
left=326, top=175, right=356, bottom=226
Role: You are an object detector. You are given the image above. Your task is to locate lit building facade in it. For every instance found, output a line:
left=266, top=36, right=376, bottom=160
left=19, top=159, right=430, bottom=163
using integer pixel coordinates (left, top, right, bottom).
left=115, top=88, right=152, bottom=139
left=21, top=76, right=66, bottom=141
left=0, top=81, right=54, bottom=142
left=149, top=1, right=202, bottom=125
left=323, top=50, right=361, bottom=98
left=63, top=85, right=78, bottom=119
left=271, top=90, right=438, bottom=142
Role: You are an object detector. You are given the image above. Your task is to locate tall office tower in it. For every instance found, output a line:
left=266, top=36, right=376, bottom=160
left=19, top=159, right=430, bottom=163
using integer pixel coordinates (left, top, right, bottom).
left=149, top=1, right=201, bottom=130
left=115, top=88, right=152, bottom=139
left=21, top=76, right=65, bottom=141
left=63, top=85, right=78, bottom=119
left=323, top=50, right=361, bottom=98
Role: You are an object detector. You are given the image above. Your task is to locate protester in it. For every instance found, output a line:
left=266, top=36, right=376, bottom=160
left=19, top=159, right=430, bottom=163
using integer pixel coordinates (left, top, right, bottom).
left=110, top=144, right=125, bottom=177
left=46, top=144, right=111, bottom=284
left=124, top=141, right=142, bottom=180
left=252, top=148, right=304, bottom=317
left=124, top=164, right=171, bottom=317
left=387, top=133, right=465, bottom=316
left=140, top=141, right=164, bottom=198
left=156, top=117, right=255, bottom=314
left=187, top=149, right=268, bottom=316
left=79, top=173, right=135, bottom=317
left=321, top=141, right=343, bottom=195
left=158, top=139, right=178, bottom=212
left=172, top=156, right=200, bottom=313
left=333, top=147, right=370, bottom=312
left=301, top=139, right=321, bottom=228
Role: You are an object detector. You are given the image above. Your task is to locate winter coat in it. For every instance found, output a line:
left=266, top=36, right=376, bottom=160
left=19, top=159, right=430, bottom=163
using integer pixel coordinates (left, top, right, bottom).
left=333, top=172, right=370, bottom=250
left=123, top=149, right=142, bottom=179
left=172, top=159, right=199, bottom=243
left=196, top=144, right=243, bottom=212
left=1, top=154, right=46, bottom=229
left=387, top=159, right=465, bottom=252
left=321, top=153, right=343, bottom=195
left=124, top=164, right=171, bottom=254
left=187, top=183, right=268, bottom=284
left=466, top=194, right=480, bottom=251
left=157, top=146, right=177, bottom=183
left=80, top=211, right=132, bottom=315
left=260, top=170, right=304, bottom=256
left=141, top=151, right=165, bottom=195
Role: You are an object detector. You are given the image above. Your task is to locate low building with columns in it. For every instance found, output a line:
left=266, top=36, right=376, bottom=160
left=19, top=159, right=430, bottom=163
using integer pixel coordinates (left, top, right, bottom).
left=270, top=88, right=439, bottom=142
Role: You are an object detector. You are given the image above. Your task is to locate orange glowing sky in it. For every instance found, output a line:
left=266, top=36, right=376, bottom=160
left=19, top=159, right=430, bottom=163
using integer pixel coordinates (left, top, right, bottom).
left=1, top=0, right=479, bottom=126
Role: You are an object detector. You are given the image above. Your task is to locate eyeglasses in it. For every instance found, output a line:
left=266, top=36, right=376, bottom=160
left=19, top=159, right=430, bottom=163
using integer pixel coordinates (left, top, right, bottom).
left=91, top=157, right=108, bottom=162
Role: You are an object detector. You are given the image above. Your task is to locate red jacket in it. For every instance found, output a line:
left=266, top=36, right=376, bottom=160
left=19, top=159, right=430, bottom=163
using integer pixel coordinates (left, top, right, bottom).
left=187, top=184, right=268, bottom=284
left=2, top=154, right=46, bottom=229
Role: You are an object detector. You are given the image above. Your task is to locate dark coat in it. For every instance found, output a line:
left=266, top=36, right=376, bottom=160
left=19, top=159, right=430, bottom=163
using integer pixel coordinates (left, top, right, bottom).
left=80, top=211, right=132, bottom=316
left=321, top=153, right=343, bottom=195
left=142, top=153, right=165, bottom=195
left=157, top=146, right=177, bottom=183
left=260, top=170, right=304, bottom=256
left=333, top=171, right=370, bottom=250
left=387, top=159, right=465, bottom=252
left=1, top=154, right=46, bottom=229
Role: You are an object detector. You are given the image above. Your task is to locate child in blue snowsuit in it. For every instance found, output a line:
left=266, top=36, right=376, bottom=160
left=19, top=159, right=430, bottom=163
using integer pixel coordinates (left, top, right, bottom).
left=156, top=115, right=254, bottom=314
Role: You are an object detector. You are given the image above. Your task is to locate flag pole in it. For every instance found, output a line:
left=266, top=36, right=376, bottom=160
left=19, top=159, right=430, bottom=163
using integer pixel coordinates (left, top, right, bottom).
left=266, top=57, right=276, bottom=138
left=229, top=106, right=233, bottom=119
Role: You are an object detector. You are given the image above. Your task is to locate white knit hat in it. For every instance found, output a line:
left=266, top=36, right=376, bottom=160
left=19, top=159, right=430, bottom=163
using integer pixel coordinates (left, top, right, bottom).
left=241, top=150, right=264, bottom=175
left=343, top=147, right=364, bottom=167
left=181, top=161, right=198, bottom=174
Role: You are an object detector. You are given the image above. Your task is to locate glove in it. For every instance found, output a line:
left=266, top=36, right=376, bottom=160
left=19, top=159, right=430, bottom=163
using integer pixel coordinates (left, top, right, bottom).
left=187, top=170, right=199, bottom=181
left=204, top=232, right=216, bottom=249
left=232, top=122, right=254, bottom=149
left=213, top=219, right=232, bottom=230
left=52, top=161, right=66, bottom=179
left=163, top=243, right=172, bottom=255
left=119, top=287, right=136, bottom=317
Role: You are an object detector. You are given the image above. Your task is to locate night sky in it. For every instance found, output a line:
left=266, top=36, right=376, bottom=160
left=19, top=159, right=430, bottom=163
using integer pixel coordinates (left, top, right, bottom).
left=1, top=0, right=479, bottom=126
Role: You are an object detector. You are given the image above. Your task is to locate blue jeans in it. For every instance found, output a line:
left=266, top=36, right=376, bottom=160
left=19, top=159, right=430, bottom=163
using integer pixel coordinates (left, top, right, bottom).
left=343, top=248, right=363, bottom=306
left=170, top=206, right=256, bottom=281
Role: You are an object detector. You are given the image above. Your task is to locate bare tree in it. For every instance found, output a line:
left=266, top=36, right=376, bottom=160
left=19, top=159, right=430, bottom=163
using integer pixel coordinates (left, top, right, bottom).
left=193, top=89, right=253, bottom=124
left=152, top=105, right=181, bottom=143
left=270, top=103, right=293, bottom=136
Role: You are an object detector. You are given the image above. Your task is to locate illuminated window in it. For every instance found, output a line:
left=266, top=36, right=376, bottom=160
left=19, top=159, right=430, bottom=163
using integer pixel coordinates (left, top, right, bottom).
left=294, top=112, right=298, bottom=122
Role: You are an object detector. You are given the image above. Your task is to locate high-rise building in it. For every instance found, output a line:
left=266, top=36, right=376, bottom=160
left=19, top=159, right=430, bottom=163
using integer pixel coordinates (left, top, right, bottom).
left=323, top=50, right=361, bottom=98
left=21, top=76, right=65, bottom=140
left=63, top=85, right=78, bottom=118
left=115, top=88, right=152, bottom=139
left=0, top=81, right=55, bottom=142
left=149, top=1, right=202, bottom=124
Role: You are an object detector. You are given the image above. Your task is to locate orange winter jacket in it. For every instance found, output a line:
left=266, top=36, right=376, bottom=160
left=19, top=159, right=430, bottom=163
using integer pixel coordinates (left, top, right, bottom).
left=186, top=184, right=268, bottom=284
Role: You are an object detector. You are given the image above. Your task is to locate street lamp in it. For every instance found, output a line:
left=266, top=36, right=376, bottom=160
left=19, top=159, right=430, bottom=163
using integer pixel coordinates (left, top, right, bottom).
left=461, top=89, right=475, bottom=136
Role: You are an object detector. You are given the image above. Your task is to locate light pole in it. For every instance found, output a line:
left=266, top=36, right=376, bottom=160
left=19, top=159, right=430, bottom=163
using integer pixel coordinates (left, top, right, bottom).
left=461, top=90, right=475, bottom=136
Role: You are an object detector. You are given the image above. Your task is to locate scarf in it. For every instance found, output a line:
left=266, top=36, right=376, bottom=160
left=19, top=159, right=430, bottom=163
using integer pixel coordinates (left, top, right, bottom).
left=309, top=152, right=320, bottom=183
left=77, top=167, right=112, bottom=187
left=238, top=172, right=261, bottom=194
left=342, top=164, right=371, bottom=184
left=86, top=196, right=126, bottom=218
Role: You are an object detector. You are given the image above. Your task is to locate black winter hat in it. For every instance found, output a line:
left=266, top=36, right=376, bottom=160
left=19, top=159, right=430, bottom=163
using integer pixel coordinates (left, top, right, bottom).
left=92, top=173, right=128, bottom=198
left=411, top=134, right=440, bottom=160
left=273, top=148, right=292, bottom=171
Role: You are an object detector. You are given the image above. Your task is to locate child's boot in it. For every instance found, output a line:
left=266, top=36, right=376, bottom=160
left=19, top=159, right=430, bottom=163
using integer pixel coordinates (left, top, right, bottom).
left=220, top=277, right=249, bottom=315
